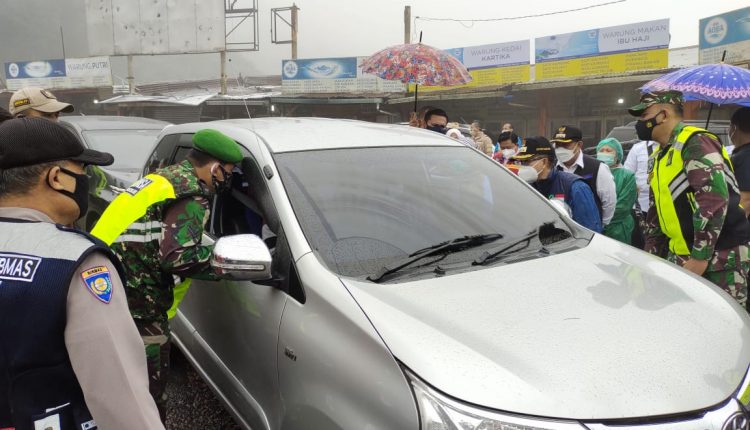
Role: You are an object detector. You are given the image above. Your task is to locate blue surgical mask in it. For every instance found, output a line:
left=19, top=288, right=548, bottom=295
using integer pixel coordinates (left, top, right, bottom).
left=596, top=152, right=616, bottom=166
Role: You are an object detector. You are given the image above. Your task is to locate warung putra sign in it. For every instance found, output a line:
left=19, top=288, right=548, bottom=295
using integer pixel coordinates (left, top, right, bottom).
left=4, top=57, right=113, bottom=91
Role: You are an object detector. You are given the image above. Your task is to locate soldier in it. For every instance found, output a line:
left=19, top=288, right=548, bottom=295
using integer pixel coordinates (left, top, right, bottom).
left=0, top=118, right=163, bottom=429
left=628, top=91, right=750, bottom=307
left=90, top=129, right=243, bottom=420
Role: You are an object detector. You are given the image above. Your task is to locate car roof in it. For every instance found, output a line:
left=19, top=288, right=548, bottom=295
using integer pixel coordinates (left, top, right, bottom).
left=59, top=115, right=171, bottom=131
left=166, top=117, right=463, bottom=153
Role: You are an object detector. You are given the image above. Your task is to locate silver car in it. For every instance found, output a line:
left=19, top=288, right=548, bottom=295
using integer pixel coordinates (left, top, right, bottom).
left=144, top=118, right=750, bottom=430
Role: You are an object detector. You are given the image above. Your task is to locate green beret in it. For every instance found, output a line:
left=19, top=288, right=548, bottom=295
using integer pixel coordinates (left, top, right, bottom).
left=192, top=129, right=243, bottom=164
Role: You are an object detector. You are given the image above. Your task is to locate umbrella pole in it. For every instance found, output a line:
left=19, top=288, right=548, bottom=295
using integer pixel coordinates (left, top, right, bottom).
left=414, top=31, right=423, bottom=114
left=705, top=51, right=726, bottom=129
left=414, top=84, right=419, bottom=114
left=706, top=103, right=714, bottom=129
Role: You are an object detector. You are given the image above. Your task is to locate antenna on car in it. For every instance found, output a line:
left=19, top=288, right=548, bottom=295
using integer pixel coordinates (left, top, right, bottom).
left=236, top=76, right=252, bottom=119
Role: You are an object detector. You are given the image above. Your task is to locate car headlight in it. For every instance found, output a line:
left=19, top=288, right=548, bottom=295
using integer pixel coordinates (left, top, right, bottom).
left=405, top=369, right=586, bottom=430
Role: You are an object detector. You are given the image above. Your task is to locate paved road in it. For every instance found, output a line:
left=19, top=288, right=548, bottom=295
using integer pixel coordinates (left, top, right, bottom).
left=165, top=347, right=242, bottom=430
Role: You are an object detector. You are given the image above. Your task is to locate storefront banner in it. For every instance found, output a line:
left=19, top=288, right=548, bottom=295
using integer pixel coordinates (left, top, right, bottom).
left=699, top=7, right=750, bottom=64
left=4, top=57, right=112, bottom=90
left=535, top=19, right=669, bottom=80
left=415, top=40, right=531, bottom=92
left=282, top=57, right=404, bottom=94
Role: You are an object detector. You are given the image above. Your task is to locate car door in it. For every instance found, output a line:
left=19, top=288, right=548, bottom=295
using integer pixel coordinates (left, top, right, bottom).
left=162, top=130, right=290, bottom=430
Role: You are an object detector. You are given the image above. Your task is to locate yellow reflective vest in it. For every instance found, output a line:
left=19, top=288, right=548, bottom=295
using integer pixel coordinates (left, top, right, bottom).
left=649, top=125, right=748, bottom=256
left=91, top=170, right=204, bottom=320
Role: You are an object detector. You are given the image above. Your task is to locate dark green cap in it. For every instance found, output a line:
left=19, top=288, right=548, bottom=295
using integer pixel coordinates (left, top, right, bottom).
left=628, top=90, right=685, bottom=116
left=192, top=129, right=243, bottom=164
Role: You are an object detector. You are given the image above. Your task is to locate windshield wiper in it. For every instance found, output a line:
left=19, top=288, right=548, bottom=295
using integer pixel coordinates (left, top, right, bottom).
left=367, top=233, right=503, bottom=283
left=472, top=222, right=566, bottom=266
left=471, top=232, right=537, bottom=266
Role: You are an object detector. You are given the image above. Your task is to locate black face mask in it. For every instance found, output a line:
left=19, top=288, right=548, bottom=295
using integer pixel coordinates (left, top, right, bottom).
left=426, top=125, right=448, bottom=134
left=211, top=163, right=232, bottom=195
left=635, top=111, right=664, bottom=141
left=49, top=167, right=89, bottom=220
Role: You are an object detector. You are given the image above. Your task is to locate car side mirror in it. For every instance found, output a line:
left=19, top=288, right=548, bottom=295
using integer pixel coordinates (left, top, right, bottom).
left=211, top=234, right=272, bottom=281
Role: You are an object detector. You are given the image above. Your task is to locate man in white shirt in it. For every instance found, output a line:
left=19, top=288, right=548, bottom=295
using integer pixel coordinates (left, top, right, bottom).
left=623, top=140, right=658, bottom=215
left=552, top=125, right=617, bottom=227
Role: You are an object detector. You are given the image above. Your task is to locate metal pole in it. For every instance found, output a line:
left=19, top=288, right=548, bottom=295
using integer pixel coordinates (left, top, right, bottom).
left=127, top=55, right=135, bottom=95
left=291, top=4, right=299, bottom=60
left=706, top=50, right=727, bottom=128
left=60, top=26, right=66, bottom=58
left=413, top=31, right=422, bottom=113
left=414, top=84, right=419, bottom=113
left=220, top=50, right=227, bottom=95
left=404, top=6, right=411, bottom=44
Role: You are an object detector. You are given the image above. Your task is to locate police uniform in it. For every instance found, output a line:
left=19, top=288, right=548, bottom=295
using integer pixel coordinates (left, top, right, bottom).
left=91, top=129, right=243, bottom=419
left=0, top=118, right=163, bottom=430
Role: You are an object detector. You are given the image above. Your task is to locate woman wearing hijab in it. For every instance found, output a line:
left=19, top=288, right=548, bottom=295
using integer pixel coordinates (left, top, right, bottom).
left=596, top=137, right=637, bottom=245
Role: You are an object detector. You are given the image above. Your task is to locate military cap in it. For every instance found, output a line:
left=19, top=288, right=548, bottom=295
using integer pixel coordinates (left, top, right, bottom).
left=628, top=90, right=684, bottom=116
left=512, top=136, right=555, bottom=161
left=550, top=125, right=583, bottom=144
left=192, top=129, right=243, bottom=164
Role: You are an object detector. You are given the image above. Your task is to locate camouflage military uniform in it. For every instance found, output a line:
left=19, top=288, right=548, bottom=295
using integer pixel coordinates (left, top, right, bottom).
left=110, top=160, right=218, bottom=419
left=645, top=125, right=750, bottom=307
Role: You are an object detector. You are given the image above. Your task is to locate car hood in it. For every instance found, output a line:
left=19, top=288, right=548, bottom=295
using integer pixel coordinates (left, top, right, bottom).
left=341, top=235, right=750, bottom=419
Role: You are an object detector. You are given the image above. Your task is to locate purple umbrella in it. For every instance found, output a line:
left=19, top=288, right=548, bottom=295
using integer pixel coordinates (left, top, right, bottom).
left=640, top=52, right=750, bottom=126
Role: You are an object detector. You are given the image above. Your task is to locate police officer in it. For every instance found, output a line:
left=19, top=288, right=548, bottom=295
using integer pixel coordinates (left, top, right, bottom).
left=512, top=136, right=603, bottom=233
left=91, top=129, right=243, bottom=420
left=629, top=91, right=750, bottom=306
left=0, top=118, right=163, bottom=430
left=8, top=87, right=74, bottom=122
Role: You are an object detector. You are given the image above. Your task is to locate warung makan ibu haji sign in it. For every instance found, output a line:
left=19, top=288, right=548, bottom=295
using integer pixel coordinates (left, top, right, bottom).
left=415, top=40, right=531, bottom=92
left=535, top=19, right=670, bottom=80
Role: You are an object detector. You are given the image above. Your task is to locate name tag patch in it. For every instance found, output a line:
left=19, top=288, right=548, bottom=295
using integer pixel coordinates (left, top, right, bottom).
left=0, top=253, right=41, bottom=282
left=82, top=266, right=113, bottom=304
left=125, top=177, right=153, bottom=196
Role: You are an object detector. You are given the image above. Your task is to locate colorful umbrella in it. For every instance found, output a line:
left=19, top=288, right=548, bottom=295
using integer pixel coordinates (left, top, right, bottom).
left=361, top=33, right=472, bottom=112
left=640, top=53, right=750, bottom=126
left=641, top=63, right=750, bottom=106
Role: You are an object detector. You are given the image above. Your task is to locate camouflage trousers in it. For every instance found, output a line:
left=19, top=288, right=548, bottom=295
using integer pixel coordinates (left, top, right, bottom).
left=669, top=245, right=750, bottom=309
left=137, top=320, right=171, bottom=424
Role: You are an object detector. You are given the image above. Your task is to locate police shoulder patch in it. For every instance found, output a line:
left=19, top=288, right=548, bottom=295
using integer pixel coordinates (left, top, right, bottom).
left=125, top=177, right=153, bottom=196
left=81, top=266, right=113, bottom=304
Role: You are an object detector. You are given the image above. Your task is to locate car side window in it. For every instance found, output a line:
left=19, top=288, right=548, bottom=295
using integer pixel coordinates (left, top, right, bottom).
left=173, top=146, right=193, bottom=165
left=144, top=133, right=193, bottom=176
left=209, top=153, right=306, bottom=303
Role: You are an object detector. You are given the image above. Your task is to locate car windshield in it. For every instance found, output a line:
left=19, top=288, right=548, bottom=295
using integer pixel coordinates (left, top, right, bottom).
left=276, top=146, right=576, bottom=279
left=82, top=129, right=162, bottom=170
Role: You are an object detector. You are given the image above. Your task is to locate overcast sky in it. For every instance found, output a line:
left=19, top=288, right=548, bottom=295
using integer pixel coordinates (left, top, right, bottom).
left=0, top=0, right=747, bottom=84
